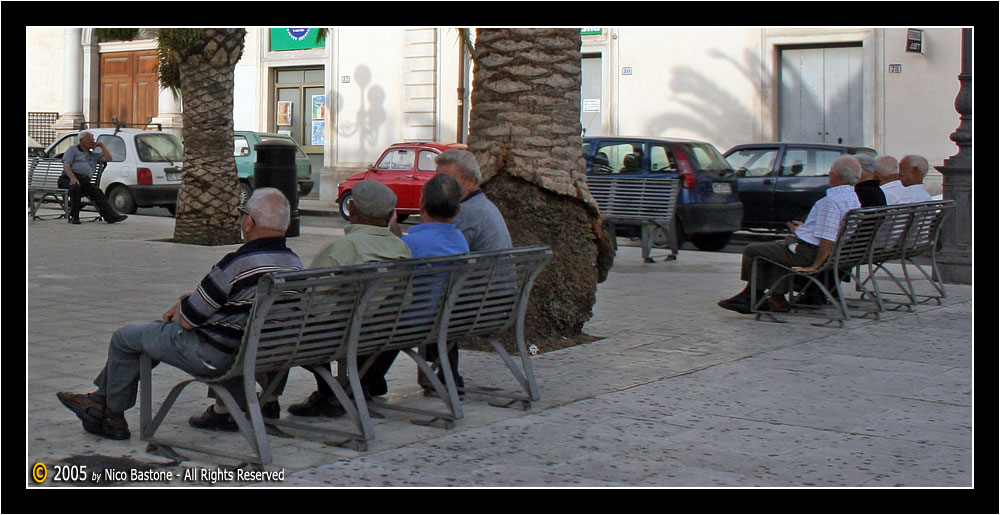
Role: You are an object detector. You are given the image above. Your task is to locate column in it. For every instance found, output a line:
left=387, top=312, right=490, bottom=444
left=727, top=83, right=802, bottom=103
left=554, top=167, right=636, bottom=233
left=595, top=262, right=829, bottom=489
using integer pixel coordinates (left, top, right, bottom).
left=53, top=28, right=86, bottom=134
left=934, top=28, right=972, bottom=285
left=150, top=87, right=185, bottom=138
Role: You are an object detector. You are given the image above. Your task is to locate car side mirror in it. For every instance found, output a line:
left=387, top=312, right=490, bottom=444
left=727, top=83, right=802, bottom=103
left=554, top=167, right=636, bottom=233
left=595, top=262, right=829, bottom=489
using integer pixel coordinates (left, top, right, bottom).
left=367, top=164, right=376, bottom=172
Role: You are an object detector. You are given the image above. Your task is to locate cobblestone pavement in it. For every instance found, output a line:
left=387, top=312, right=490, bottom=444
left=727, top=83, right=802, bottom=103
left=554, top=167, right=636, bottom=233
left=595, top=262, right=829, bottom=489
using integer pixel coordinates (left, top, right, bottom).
left=26, top=209, right=973, bottom=489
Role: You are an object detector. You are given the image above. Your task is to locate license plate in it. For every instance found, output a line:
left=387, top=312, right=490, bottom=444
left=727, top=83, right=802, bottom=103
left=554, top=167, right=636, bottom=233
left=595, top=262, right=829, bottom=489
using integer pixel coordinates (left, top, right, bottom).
left=712, top=183, right=732, bottom=194
left=166, top=172, right=182, bottom=181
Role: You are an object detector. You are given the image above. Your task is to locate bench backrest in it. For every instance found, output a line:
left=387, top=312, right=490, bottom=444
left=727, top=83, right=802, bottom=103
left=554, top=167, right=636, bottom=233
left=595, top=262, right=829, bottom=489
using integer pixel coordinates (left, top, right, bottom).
left=28, top=157, right=106, bottom=190
left=27, top=158, right=65, bottom=189
left=828, top=200, right=955, bottom=271
left=900, top=200, right=953, bottom=258
left=228, top=246, right=553, bottom=380
left=586, top=175, right=680, bottom=224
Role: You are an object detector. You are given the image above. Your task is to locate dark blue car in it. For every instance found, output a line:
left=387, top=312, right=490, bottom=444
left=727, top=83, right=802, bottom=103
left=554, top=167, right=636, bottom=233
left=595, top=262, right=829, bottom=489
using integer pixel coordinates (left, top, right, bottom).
left=583, top=136, right=743, bottom=251
left=723, top=142, right=877, bottom=231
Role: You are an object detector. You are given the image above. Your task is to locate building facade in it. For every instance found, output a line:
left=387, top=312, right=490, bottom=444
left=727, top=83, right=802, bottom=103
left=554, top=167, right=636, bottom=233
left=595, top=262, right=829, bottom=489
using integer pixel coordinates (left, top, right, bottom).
left=28, top=27, right=964, bottom=199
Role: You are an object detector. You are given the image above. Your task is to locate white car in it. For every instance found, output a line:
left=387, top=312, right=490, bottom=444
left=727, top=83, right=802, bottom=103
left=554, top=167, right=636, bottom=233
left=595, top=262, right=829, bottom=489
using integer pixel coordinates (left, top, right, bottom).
left=44, top=128, right=184, bottom=214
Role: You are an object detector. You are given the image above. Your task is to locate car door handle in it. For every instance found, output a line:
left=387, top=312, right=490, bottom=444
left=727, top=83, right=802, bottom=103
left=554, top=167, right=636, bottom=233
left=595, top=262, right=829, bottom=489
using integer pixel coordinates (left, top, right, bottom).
left=404, top=174, right=415, bottom=178
left=763, top=179, right=774, bottom=185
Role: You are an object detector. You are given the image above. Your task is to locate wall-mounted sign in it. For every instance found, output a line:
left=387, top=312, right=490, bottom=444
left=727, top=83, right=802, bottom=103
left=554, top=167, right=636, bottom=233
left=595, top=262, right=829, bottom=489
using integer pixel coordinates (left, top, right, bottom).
left=622, top=66, right=634, bottom=76
left=341, top=76, right=351, bottom=84
left=582, top=98, right=601, bottom=112
left=270, top=28, right=325, bottom=51
left=581, top=28, right=603, bottom=35
left=906, top=28, right=923, bottom=54
left=889, top=64, right=903, bottom=74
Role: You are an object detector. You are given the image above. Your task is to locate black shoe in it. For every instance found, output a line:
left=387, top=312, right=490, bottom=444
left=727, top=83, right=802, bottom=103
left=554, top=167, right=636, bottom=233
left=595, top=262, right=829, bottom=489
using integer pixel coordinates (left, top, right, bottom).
left=106, top=214, right=128, bottom=224
left=261, top=400, right=280, bottom=419
left=717, top=297, right=753, bottom=314
left=188, top=406, right=238, bottom=432
left=287, top=391, right=346, bottom=417
left=69, top=217, right=81, bottom=225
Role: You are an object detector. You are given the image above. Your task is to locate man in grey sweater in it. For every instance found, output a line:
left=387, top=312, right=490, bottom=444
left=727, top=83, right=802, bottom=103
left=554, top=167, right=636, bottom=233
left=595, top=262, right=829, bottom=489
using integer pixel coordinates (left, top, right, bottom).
left=433, top=149, right=513, bottom=252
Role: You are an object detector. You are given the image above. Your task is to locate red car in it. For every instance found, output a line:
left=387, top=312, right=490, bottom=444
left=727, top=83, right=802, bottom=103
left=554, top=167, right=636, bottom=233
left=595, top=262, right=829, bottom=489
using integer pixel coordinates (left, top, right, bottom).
left=337, top=141, right=467, bottom=221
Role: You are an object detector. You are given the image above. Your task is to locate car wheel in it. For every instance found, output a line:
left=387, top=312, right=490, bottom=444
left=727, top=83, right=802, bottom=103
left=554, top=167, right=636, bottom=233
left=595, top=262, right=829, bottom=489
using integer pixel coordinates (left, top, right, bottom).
left=108, top=185, right=137, bottom=214
left=298, top=183, right=313, bottom=197
left=238, top=181, right=253, bottom=207
left=165, top=205, right=176, bottom=216
left=338, top=192, right=353, bottom=221
left=396, top=214, right=409, bottom=223
left=690, top=232, right=734, bottom=252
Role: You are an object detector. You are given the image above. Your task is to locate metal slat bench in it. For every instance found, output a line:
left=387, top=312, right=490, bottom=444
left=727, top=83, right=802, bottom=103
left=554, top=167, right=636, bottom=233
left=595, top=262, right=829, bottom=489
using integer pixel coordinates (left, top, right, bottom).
left=750, top=201, right=954, bottom=327
left=855, top=200, right=954, bottom=310
left=586, top=175, right=680, bottom=263
left=139, top=246, right=552, bottom=465
left=27, top=157, right=105, bottom=221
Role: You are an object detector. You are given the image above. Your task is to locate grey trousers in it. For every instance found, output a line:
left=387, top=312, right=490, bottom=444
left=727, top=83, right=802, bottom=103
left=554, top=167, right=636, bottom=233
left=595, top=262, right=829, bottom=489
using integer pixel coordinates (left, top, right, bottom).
left=93, top=321, right=235, bottom=413
left=740, top=236, right=819, bottom=295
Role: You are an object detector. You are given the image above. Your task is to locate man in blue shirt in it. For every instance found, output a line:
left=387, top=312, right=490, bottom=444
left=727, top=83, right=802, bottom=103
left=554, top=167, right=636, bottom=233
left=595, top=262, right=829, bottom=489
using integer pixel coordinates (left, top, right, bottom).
left=397, top=174, right=470, bottom=395
left=59, top=131, right=127, bottom=224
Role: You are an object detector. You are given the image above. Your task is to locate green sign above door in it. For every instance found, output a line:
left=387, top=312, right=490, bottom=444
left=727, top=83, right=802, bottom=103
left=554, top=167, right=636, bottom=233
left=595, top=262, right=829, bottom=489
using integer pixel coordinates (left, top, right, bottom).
left=270, top=28, right=325, bottom=51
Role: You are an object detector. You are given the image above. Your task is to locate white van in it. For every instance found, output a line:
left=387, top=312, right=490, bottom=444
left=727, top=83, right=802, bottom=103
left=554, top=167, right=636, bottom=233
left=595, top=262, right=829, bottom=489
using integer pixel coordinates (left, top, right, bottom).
left=44, top=128, right=184, bottom=214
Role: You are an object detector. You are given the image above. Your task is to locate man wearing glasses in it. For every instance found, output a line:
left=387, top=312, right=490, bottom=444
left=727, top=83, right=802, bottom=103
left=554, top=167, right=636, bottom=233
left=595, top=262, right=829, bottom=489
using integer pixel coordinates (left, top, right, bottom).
left=57, top=188, right=302, bottom=440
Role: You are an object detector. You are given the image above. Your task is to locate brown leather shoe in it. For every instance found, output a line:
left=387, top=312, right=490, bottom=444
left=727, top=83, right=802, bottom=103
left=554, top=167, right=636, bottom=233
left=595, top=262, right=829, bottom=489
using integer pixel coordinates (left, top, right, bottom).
left=57, top=391, right=130, bottom=440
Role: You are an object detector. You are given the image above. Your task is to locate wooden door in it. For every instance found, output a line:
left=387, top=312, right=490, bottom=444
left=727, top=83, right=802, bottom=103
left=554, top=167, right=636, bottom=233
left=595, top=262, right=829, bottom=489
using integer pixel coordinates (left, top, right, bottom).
left=100, top=50, right=159, bottom=127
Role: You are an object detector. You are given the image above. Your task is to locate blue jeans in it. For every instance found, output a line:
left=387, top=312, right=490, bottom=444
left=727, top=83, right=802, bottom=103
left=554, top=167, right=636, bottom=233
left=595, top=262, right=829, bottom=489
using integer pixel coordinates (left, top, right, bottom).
left=93, top=321, right=235, bottom=413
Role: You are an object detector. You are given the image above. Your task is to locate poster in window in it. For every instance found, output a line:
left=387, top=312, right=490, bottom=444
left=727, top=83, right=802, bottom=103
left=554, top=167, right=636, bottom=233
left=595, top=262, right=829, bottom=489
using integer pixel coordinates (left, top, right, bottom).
left=311, top=120, right=325, bottom=146
left=277, top=101, right=293, bottom=126
left=311, top=95, right=326, bottom=120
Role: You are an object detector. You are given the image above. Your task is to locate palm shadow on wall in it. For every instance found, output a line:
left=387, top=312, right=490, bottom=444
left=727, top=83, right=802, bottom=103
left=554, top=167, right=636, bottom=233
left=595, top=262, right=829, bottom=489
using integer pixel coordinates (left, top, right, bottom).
left=644, top=49, right=760, bottom=148
left=643, top=48, right=854, bottom=149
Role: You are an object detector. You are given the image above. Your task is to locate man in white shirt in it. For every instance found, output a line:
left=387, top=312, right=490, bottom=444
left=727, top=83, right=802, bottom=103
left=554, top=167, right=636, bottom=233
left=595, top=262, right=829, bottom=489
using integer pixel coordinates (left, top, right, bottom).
left=718, top=156, right=862, bottom=314
left=898, top=154, right=933, bottom=203
left=876, top=156, right=907, bottom=205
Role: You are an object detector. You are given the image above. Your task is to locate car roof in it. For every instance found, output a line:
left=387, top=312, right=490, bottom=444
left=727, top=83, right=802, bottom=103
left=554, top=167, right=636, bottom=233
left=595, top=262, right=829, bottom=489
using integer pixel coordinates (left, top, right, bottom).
left=388, top=141, right=468, bottom=152
left=725, top=142, right=876, bottom=152
left=583, top=135, right=718, bottom=146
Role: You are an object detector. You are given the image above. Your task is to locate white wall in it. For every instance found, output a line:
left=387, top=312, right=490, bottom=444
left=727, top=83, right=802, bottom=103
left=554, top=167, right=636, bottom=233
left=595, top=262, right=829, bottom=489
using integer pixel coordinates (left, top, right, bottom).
left=613, top=27, right=760, bottom=152
left=333, top=27, right=405, bottom=166
left=26, top=27, right=66, bottom=112
left=881, top=28, right=963, bottom=167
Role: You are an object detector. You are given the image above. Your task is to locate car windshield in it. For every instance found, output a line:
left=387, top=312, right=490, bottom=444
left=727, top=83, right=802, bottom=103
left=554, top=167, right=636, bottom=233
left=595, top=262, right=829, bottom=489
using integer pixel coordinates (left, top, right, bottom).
left=687, top=143, right=731, bottom=172
left=136, top=134, right=184, bottom=163
left=261, top=136, right=308, bottom=159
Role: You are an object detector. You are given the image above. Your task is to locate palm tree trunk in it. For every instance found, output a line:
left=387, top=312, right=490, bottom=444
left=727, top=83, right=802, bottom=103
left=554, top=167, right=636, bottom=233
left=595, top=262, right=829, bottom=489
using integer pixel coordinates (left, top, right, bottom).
left=468, top=28, right=615, bottom=341
left=171, top=28, right=246, bottom=245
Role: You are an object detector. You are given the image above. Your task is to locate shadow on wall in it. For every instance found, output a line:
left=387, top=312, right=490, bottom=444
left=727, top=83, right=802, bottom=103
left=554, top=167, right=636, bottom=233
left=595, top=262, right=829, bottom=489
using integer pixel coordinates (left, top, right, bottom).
left=644, top=49, right=759, bottom=149
left=337, top=64, right=386, bottom=160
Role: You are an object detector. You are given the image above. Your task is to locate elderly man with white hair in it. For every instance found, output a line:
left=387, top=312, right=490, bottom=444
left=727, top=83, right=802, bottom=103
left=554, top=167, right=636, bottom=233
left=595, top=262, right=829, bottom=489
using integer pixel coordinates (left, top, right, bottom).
left=718, top=155, right=863, bottom=314
left=875, top=156, right=907, bottom=205
left=898, top=154, right=934, bottom=203
left=58, top=130, right=127, bottom=224
left=58, top=188, right=302, bottom=439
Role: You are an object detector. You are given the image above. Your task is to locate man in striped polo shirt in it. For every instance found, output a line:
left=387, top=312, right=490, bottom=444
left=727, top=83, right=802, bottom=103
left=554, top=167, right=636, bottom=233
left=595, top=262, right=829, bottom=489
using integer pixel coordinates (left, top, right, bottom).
left=58, top=188, right=302, bottom=440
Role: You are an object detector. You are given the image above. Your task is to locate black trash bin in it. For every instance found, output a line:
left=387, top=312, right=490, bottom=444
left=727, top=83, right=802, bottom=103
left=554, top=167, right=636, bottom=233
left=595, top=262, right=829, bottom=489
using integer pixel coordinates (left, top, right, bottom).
left=253, top=139, right=299, bottom=237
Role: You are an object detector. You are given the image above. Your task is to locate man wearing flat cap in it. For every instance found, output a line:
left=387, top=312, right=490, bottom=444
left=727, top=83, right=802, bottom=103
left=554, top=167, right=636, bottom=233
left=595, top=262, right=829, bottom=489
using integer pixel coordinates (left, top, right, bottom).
left=284, top=180, right=413, bottom=417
